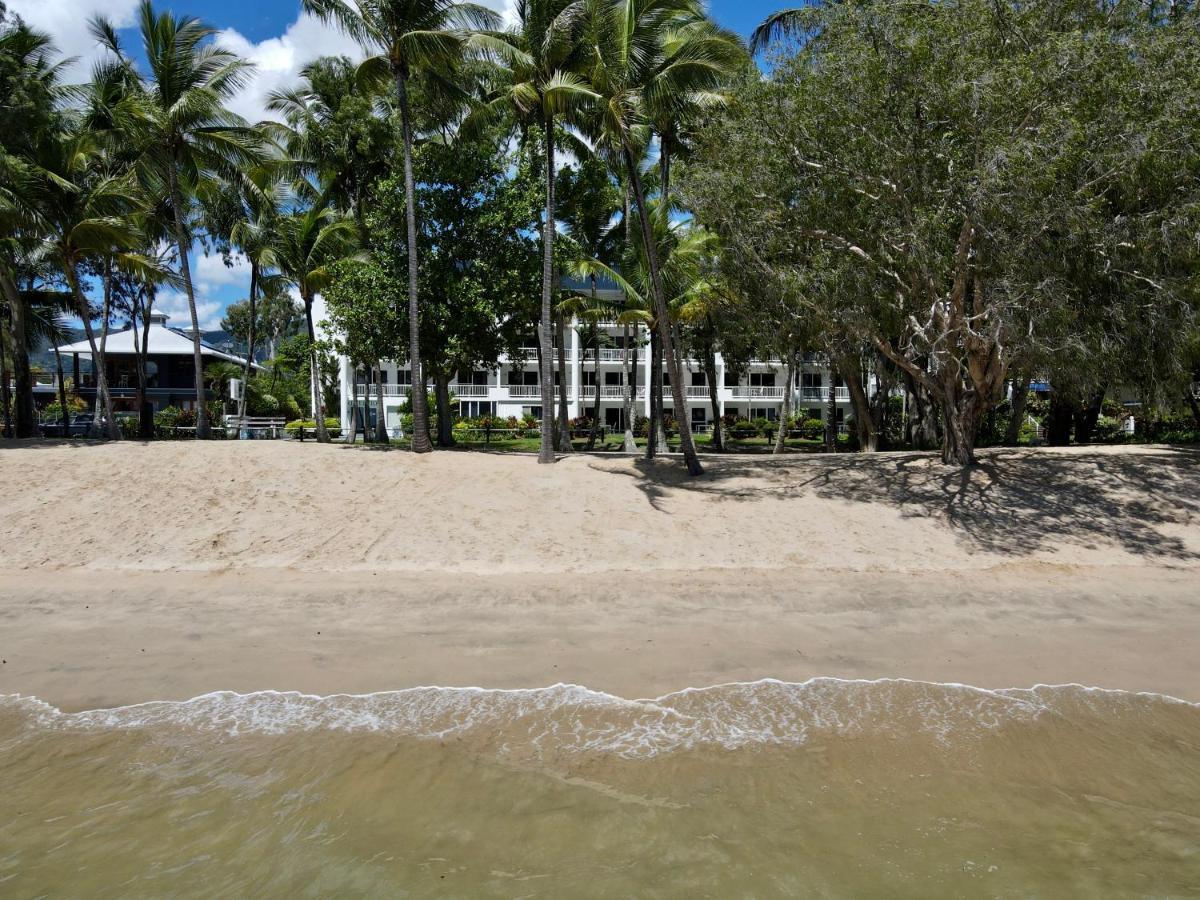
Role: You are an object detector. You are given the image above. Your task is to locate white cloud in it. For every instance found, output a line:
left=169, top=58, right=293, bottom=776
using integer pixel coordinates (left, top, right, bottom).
left=155, top=289, right=225, bottom=333
left=215, top=13, right=365, bottom=124
left=194, top=251, right=250, bottom=289
left=8, top=0, right=139, bottom=80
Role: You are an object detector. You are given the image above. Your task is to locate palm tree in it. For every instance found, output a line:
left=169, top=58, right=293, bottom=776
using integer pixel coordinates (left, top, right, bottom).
left=466, top=0, right=598, bottom=461
left=31, top=129, right=151, bottom=439
left=749, top=9, right=808, bottom=55
left=581, top=0, right=734, bottom=475
left=304, top=0, right=500, bottom=454
left=0, top=18, right=69, bottom=437
left=123, top=0, right=260, bottom=438
left=266, top=192, right=359, bottom=443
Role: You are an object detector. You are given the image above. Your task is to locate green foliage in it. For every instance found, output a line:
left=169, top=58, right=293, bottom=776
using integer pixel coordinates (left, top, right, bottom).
left=285, top=417, right=343, bottom=437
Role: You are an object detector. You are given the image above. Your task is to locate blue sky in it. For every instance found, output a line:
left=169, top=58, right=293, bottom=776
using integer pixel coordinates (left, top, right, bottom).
left=10, top=0, right=778, bottom=331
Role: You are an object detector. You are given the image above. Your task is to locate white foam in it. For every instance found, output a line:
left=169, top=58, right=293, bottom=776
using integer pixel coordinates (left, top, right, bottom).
left=2, top=678, right=1196, bottom=759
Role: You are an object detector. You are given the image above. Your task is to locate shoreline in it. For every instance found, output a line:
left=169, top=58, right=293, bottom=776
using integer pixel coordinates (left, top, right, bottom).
left=3, top=562, right=1198, bottom=710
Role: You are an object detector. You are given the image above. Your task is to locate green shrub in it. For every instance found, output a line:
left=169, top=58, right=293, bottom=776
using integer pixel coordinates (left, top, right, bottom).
left=796, top=417, right=824, bottom=439
left=285, top=418, right=343, bottom=438
left=752, top=417, right=773, bottom=436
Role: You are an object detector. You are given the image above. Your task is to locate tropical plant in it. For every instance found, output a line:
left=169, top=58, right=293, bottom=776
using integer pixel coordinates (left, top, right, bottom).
left=303, top=0, right=501, bottom=453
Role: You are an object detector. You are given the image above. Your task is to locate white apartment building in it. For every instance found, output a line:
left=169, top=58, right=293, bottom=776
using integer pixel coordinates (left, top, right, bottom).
left=336, top=318, right=854, bottom=436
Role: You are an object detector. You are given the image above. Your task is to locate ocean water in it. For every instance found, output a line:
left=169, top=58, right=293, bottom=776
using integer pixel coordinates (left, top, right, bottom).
left=2, top=678, right=1199, bottom=897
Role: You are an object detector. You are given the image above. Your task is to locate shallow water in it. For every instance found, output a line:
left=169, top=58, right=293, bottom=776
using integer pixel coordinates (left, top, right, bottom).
left=2, top=678, right=1199, bottom=897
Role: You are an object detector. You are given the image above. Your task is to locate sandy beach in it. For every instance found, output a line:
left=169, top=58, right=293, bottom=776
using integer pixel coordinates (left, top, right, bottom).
left=2, top=440, right=1198, bottom=707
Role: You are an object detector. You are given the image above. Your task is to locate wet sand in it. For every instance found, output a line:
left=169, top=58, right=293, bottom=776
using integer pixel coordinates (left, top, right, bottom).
left=1, top=440, right=1198, bottom=708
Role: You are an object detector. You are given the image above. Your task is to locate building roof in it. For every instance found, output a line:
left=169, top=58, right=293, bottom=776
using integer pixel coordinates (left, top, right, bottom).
left=55, top=313, right=261, bottom=369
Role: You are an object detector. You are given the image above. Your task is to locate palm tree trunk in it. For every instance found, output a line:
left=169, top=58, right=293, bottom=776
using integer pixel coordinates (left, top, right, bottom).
left=394, top=70, right=432, bottom=454
left=622, top=323, right=637, bottom=451
left=537, top=112, right=557, bottom=464
left=824, top=373, right=837, bottom=452
left=65, top=265, right=119, bottom=440
left=138, top=285, right=155, bottom=438
left=237, top=262, right=259, bottom=426
left=374, top=361, right=388, bottom=443
left=168, top=165, right=209, bottom=439
left=434, top=371, right=454, bottom=447
left=92, top=261, right=115, bottom=436
left=130, top=288, right=148, bottom=438
left=556, top=314, right=572, bottom=451
left=622, top=142, right=701, bottom=475
left=0, top=313, right=12, bottom=438
left=0, top=269, right=34, bottom=438
left=704, top=337, right=722, bottom=451
left=303, top=294, right=329, bottom=442
left=53, top=342, right=69, bottom=435
left=774, top=354, right=795, bottom=454
left=587, top=320, right=601, bottom=450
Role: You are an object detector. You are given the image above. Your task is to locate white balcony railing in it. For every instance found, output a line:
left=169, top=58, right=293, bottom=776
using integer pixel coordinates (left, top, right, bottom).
left=684, top=386, right=710, bottom=398
left=506, top=385, right=563, bottom=399
left=732, top=386, right=786, bottom=399
left=581, top=348, right=642, bottom=362
left=454, top=384, right=490, bottom=397
left=354, top=384, right=408, bottom=397
left=799, top=386, right=850, bottom=401
left=580, top=385, right=646, bottom=399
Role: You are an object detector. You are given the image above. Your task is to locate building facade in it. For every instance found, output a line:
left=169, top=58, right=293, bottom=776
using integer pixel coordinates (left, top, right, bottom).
left=338, top=319, right=855, bottom=436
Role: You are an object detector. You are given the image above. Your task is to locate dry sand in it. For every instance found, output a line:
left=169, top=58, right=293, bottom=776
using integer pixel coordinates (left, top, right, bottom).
left=1, top=440, right=1197, bottom=708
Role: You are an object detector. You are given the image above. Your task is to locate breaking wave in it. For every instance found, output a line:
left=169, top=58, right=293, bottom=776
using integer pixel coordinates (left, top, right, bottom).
left=4, top=678, right=1196, bottom=759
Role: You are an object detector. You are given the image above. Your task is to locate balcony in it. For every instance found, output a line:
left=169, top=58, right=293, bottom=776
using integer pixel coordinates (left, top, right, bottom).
left=454, top=384, right=491, bottom=398
left=580, top=385, right=646, bottom=399
left=799, top=386, right=850, bottom=401
left=731, top=386, right=786, bottom=399
left=506, top=385, right=562, bottom=399
left=581, top=348, right=642, bottom=363
left=354, top=384, right=408, bottom=397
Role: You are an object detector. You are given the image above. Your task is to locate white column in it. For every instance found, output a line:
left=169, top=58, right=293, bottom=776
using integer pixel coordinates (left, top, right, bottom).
left=570, top=316, right=582, bottom=418
left=339, top=356, right=351, bottom=432
left=642, top=324, right=652, bottom=417
left=715, top=351, right=725, bottom=420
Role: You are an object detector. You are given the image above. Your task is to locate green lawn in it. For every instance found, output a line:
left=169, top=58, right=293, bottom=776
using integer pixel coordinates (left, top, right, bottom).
left=443, top=431, right=848, bottom=454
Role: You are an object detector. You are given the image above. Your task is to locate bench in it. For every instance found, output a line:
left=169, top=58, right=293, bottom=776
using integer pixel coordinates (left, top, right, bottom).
left=225, top=416, right=287, bottom=439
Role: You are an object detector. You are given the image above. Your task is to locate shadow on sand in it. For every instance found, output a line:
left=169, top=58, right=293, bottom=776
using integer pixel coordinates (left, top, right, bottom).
left=590, top=446, right=1200, bottom=561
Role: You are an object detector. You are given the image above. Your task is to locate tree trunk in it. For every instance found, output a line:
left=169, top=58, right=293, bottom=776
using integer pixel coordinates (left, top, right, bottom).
left=130, top=288, right=149, bottom=439
left=842, top=358, right=877, bottom=452
left=53, top=342, right=69, bottom=436
left=0, top=313, right=12, bottom=438
left=556, top=315, right=572, bottom=451
left=1073, top=388, right=1105, bottom=445
left=586, top=326, right=601, bottom=451
left=92, top=262, right=114, bottom=436
left=622, top=140, right=702, bottom=475
left=168, top=165, right=209, bottom=439
left=374, top=362, right=389, bottom=443
left=536, top=112, right=558, bottom=464
left=66, top=265, right=119, bottom=440
left=0, top=270, right=34, bottom=437
left=1046, top=393, right=1073, bottom=446
left=623, top=324, right=637, bottom=452
left=303, top=295, right=329, bottom=442
left=904, top=371, right=939, bottom=449
left=237, top=262, right=259, bottom=427
left=1005, top=374, right=1030, bottom=446
left=434, top=371, right=454, bottom=447
left=824, top=373, right=837, bottom=452
left=704, top=333, right=722, bottom=452
left=394, top=70, right=432, bottom=454
left=774, top=354, right=796, bottom=454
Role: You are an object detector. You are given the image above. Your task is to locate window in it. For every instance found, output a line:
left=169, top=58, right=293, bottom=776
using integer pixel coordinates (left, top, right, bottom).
left=691, top=371, right=707, bottom=386
left=459, top=401, right=496, bottom=417
left=750, top=372, right=776, bottom=387
left=524, top=406, right=543, bottom=420
left=751, top=407, right=779, bottom=421
left=724, top=372, right=739, bottom=387
left=582, top=370, right=597, bottom=386
left=691, top=407, right=707, bottom=424
left=801, top=372, right=822, bottom=388
left=604, top=371, right=623, bottom=386
left=508, top=370, right=538, bottom=385
left=396, top=369, right=412, bottom=386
